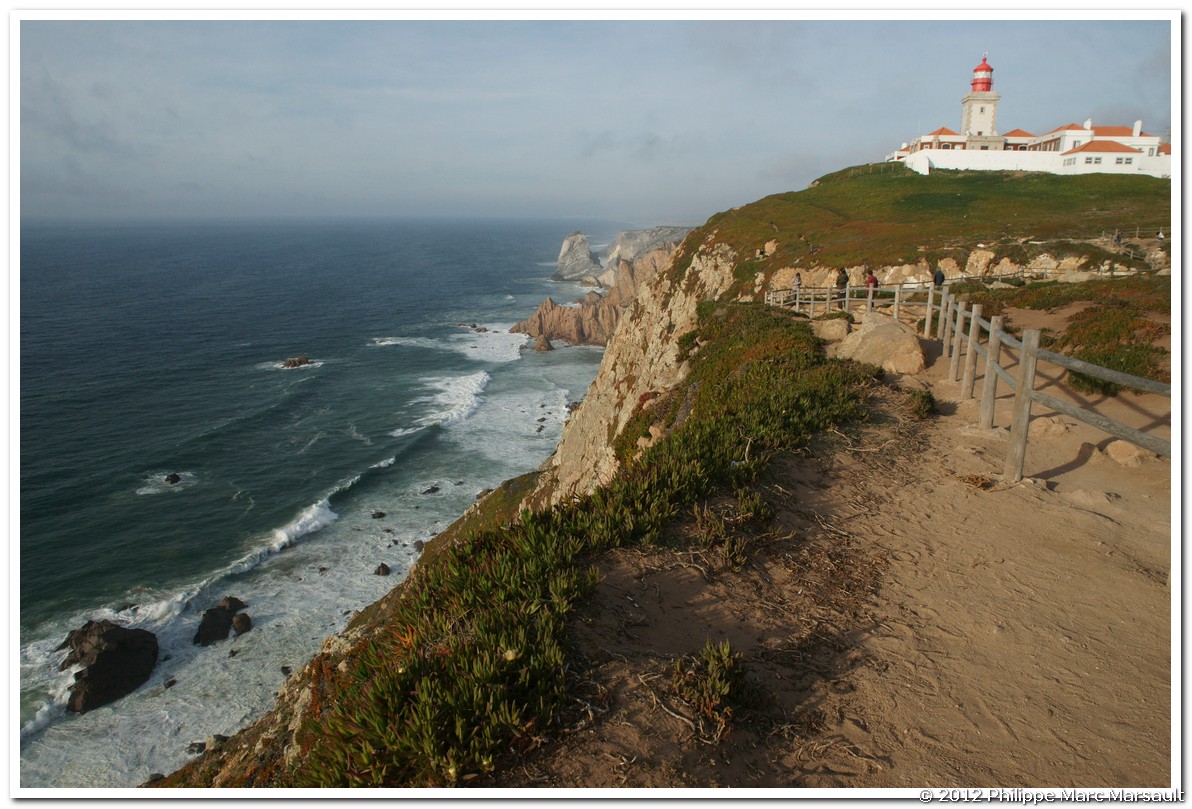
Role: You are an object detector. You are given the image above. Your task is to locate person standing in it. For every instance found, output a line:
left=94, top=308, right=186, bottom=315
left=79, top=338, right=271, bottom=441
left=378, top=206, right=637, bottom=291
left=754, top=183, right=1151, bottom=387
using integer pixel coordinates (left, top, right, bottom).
left=866, top=269, right=879, bottom=310
left=790, top=272, right=803, bottom=309
left=933, top=265, right=946, bottom=289
left=835, top=268, right=849, bottom=310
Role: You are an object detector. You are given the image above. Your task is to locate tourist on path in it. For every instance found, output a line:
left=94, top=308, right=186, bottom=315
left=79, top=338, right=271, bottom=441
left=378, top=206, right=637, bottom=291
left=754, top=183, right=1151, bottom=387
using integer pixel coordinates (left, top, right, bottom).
left=933, top=265, right=946, bottom=289
left=835, top=268, right=849, bottom=310
left=866, top=269, right=879, bottom=310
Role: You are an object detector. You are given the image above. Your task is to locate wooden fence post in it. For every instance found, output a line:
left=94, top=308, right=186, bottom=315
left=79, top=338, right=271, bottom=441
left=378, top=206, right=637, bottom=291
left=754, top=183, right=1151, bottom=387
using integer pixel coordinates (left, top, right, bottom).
left=1004, top=329, right=1041, bottom=483
left=938, top=289, right=952, bottom=343
left=924, top=284, right=936, bottom=337
left=894, top=284, right=903, bottom=320
left=962, top=304, right=983, bottom=399
left=979, top=315, right=1004, bottom=429
left=948, top=301, right=967, bottom=381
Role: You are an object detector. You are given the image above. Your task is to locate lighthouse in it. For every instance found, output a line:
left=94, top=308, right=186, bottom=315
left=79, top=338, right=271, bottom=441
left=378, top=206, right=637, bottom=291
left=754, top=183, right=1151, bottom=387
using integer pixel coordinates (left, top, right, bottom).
left=960, top=54, right=1001, bottom=147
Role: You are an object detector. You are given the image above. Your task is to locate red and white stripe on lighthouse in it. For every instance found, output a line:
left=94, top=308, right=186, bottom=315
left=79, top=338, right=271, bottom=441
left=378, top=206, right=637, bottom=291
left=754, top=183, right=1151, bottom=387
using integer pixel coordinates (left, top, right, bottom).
left=971, top=55, right=993, bottom=92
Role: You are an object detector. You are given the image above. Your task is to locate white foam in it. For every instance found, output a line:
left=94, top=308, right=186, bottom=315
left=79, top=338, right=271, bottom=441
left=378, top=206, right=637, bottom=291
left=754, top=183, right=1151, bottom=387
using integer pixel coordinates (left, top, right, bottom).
left=267, top=499, right=338, bottom=555
left=256, top=359, right=325, bottom=371
left=370, top=456, right=396, bottom=469
left=402, top=371, right=491, bottom=432
left=371, top=330, right=527, bottom=364
left=136, top=470, right=197, bottom=496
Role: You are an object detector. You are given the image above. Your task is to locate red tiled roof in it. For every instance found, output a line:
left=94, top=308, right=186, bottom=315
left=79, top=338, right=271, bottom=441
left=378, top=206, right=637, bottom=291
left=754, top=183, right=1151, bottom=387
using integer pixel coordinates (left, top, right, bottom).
left=1159, top=143, right=1172, bottom=155
left=1092, top=125, right=1153, bottom=138
left=1061, top=140, right=1142, bottom=155
left=926, top=127, right=960, bottom=136
left=1046, top=123, right=1086, bottom=134
left=1002, top=128, right=1036, bottom=138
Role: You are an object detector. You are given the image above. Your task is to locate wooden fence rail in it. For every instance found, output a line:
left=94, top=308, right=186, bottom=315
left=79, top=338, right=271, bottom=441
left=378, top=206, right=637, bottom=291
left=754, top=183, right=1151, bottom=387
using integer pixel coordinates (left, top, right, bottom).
left=934, top=295, right=1171, bottom=482
left=765, top=273, right=1171, bottom=482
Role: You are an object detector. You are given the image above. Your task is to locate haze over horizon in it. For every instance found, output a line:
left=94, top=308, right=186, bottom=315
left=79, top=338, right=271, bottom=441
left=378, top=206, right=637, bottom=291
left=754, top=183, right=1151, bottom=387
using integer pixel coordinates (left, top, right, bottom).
left=20, top=17, right=1174, bottom=226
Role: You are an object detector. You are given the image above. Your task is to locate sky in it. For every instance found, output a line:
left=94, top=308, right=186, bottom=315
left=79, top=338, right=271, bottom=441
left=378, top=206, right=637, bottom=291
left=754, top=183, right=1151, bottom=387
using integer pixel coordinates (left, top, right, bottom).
left=18, top=15, right=1175, bottom=227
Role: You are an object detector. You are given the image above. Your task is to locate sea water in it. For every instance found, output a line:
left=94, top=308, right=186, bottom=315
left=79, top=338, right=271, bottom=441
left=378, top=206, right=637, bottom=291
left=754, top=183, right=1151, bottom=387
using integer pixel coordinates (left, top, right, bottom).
left=18, top=218, right=620, bottom=788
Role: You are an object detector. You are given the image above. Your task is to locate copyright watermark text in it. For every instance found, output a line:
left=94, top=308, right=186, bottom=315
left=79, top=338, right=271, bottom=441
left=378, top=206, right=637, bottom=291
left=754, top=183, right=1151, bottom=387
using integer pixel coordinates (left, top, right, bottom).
left=918, top=789, right=1185, bottom=804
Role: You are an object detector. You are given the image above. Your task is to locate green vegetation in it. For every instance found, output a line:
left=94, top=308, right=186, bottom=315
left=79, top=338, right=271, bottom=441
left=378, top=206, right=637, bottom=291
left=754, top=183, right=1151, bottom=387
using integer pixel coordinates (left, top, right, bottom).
left=670, top=166, right=1169, bottom=298
left=671, top=639, right=761, bottom=742
left=269, top=304, right=878, bottom=787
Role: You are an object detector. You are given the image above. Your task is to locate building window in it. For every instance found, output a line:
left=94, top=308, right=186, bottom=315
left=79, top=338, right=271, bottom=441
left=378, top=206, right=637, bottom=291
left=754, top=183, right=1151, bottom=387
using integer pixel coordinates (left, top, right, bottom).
left=1094, top=157, right=1102, bottom=164
left=1073, top=140, right=1081, bottom=148
left=942, top=144, right=951, bottom=150
left=1085, top=157, right=1094, bottom=164
left=1125, top=158, right=1133, bottom=164
left=1148, top=148, right=1155, bottom=156
left=980, top=106, right=985, bottom=114
left=1115, top=157, right=1124, bottom=164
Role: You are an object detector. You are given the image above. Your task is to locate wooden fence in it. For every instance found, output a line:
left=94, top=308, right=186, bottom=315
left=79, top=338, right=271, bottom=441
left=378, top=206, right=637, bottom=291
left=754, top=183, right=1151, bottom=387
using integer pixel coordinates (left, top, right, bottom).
left=933, top=294, right=1171, bottom=482
left=765, top=276, right=1171, bottom=482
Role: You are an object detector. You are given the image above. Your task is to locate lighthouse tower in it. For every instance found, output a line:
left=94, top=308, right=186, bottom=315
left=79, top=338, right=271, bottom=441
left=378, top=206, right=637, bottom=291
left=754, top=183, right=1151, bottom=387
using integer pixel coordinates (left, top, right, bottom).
left=960, top=55, right=1001, bottom=149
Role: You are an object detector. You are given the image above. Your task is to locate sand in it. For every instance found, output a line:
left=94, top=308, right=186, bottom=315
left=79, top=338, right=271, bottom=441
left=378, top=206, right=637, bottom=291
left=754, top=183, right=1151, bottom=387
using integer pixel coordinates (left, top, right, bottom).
left=485, top=305, right=1173, bottom=789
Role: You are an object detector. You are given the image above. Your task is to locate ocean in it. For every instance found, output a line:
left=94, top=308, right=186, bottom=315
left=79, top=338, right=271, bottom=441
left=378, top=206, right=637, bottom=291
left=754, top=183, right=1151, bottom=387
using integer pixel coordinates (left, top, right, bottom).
left=18, top=217, right=620, bottom=788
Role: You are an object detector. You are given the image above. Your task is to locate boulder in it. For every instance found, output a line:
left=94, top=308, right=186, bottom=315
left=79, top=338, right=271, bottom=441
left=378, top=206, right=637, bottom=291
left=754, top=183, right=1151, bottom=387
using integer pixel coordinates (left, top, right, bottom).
left=836, top=312, right=926, bottom=374
left=282, top=356, right=314, bottom=369
left=216, top=596, right=247, bottom=613
left=57, top=619, right=159, bottom=713
left=164, top=473, right=181, bottom=485
left=811, top=318, right=851, bottom=342
left=374, top=563, right=391, bottom=576
left=1103, top=439, right=1155, bottom=468
left=193, top=597, right=248, bottom=646
left=532, top=334, right=554, bottom=352
left=231, top=613, right=253, bottom=635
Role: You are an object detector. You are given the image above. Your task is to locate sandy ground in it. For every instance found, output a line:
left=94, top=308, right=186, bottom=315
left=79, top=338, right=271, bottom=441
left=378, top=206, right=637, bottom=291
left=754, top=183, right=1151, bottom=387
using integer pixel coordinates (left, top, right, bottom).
left=485, top=306, right=1173, bottom=790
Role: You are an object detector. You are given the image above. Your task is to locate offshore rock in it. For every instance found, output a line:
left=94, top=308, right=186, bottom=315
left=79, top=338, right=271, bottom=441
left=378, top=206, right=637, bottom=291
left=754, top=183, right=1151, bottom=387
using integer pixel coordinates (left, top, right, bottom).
left=57, top=619, right=159, bottom=714
left=194, top=597, right=249, bottom=646
left=515, top=229, right=689, bottom=348
left=282, top=356, right=314, bottom=369
left=552, top=232, right=602, bottom=281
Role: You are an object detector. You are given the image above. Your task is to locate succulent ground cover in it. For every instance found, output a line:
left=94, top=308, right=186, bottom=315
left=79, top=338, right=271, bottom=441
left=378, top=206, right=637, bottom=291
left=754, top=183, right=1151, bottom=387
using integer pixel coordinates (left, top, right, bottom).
left=154, top=302, right=877, bottom=788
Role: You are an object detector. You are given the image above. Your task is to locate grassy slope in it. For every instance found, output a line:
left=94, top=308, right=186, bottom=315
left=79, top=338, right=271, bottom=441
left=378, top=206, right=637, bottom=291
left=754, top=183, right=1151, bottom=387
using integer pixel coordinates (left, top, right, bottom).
left=671, top=165, right=1170, bottom=294
left=158, top=166, right=1170, bottom=788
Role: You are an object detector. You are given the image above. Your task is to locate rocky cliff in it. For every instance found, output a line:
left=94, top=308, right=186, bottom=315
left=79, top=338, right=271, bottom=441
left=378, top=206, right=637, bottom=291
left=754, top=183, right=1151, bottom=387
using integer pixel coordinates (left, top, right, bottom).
left=156, top=168, right=1169, bottom=788
left=551, top=231, right=602, bottom=282
left=513, top=227, right=692, bottom=347
left=527, top=240, right=736, bottom=506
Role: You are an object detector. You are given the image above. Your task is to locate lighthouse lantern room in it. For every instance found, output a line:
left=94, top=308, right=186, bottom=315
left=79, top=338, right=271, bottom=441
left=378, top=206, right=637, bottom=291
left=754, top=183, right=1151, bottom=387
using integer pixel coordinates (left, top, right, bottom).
left=961, top=54, right=1000, bottom=143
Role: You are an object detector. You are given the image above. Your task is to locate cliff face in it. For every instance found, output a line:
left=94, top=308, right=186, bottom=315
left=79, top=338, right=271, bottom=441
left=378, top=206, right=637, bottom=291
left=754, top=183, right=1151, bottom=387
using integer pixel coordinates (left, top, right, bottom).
left=551, top=231, right=602, bottom=282
left=514, top=228, right=691, bottom=347
left=529, top=241, right=736, bottom=506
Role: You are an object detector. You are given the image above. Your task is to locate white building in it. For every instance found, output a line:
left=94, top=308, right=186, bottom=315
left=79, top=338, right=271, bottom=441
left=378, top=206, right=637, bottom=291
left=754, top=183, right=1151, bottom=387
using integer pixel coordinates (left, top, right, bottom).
left=886, top=56, right=1171, bottom=179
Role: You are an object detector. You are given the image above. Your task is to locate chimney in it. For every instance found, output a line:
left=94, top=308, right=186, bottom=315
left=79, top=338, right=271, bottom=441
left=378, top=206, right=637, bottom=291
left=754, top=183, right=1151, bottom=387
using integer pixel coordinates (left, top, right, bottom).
left=1133, top=120, right=1143, bottom=137
left=1083, top=118, right=1093, bottom=130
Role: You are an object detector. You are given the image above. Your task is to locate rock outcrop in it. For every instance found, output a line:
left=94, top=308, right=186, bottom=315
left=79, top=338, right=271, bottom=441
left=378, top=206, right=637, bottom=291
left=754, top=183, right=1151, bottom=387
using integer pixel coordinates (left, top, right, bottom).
left=515, top=227, right=691, bottom=348
left=193, top=597, right=250, bottom=646
left=551, top=232, right=602, bottom=282
left=835, top=312, right=926, bottom=375
left=529, top=242, right=737, bottom=506
left=282, top=356, right=314, bottom=369
left=57, top=619, right=159, bottom=714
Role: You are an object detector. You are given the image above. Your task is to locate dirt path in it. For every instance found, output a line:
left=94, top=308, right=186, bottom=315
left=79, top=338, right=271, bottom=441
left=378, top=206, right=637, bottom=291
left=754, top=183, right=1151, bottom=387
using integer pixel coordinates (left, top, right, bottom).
left=486, top=313, right=1172, bottom=789
left=808, top=337, right=1172, bottom=787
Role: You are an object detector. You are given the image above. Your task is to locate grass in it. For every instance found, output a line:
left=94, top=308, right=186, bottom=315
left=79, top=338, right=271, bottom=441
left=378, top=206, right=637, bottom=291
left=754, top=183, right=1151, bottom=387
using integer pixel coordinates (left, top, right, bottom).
left=245, top=303, right=881, bottom=787
left=669, top=166, right=1169, bottom=298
